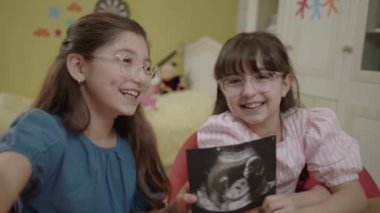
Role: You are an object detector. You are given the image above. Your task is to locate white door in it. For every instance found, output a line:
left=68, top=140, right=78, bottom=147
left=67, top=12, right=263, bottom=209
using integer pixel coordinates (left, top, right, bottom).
left=277, top=0, right=380, bottom=184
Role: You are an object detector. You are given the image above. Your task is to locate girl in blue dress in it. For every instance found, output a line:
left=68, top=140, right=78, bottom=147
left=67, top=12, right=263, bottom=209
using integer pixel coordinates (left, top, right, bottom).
left=0, top=12, right=196, bottom=213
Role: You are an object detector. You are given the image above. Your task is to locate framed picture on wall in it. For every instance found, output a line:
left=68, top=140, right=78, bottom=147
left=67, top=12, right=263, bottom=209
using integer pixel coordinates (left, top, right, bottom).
left=94, top=0, right=130, bottom=17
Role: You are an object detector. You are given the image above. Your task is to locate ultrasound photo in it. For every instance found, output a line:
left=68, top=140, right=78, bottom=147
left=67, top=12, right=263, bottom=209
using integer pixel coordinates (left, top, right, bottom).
left=186, top=136, right=276, bottom=213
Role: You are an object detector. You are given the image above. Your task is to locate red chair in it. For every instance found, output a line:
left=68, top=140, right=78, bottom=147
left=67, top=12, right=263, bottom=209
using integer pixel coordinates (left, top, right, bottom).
left=169, top=132, right=380, bottom=201
left=169, top=133, right=198, bottom=200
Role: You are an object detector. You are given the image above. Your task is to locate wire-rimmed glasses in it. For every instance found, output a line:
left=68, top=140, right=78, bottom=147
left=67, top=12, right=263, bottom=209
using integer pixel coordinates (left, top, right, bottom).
left=218, top=71, right=284, bottom=96
left=92, top=53, right=159, bottom=79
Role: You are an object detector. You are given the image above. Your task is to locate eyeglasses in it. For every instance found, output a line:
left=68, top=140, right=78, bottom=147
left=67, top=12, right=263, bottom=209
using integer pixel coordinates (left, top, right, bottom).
left=92, top=53, right=159, bottom=79
left=218, top=71, right=283, bottom=96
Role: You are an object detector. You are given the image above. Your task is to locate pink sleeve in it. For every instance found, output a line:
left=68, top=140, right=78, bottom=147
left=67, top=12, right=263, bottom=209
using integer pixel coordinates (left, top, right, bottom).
left=197, top=112, right=256, bottom=148
left=304, top=108, right=362, bottom=187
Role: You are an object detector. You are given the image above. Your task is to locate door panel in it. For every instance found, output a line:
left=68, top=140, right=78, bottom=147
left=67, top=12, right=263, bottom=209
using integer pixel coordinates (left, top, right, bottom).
left=277, top=0, right=380, bottom=185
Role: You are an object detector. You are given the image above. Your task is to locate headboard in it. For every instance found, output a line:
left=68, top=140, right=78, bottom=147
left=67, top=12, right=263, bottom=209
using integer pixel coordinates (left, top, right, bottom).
left=184, top=36, right=222, bottom=97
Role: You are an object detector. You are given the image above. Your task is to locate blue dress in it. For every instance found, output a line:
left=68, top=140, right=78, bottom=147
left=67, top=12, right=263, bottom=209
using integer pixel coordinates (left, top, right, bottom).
left=0, top=109, right=149, bottom=213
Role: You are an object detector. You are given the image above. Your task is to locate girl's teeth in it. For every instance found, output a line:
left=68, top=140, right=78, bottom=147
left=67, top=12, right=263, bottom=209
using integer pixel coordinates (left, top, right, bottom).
left=121, top=90, right=139, bottom=98
left=245, top=102, right=262, bottom=108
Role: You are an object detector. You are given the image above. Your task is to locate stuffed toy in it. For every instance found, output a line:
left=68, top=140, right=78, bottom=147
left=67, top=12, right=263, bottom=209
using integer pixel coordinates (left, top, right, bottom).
left=159, top=61, right=186, bottom=94
left=139, top=55, right=187, bottom=109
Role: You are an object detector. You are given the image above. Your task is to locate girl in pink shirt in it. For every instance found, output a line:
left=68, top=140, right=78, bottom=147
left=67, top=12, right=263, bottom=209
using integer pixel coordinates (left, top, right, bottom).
left=197, top=31, right=366, bottom=212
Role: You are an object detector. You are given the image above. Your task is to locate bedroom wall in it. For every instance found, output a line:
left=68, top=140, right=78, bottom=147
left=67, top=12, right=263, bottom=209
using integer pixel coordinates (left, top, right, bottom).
left=0, top=0, right=237, bottom=98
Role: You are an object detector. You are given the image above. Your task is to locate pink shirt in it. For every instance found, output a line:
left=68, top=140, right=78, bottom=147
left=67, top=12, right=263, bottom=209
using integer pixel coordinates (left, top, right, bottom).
left=197, top=107, right=362, bottom=193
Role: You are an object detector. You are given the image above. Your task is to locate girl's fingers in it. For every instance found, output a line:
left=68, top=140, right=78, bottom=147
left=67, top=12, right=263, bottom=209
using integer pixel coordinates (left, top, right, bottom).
left=177, top=182, right=197, bottom=203
left=262, top=195, right=295, bottom=213
left=181, top=193, right=197, bottom=203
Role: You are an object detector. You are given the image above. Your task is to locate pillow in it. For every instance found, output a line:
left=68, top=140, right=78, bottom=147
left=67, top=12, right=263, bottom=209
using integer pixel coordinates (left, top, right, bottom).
left=143, top=90, right=213, bottom=166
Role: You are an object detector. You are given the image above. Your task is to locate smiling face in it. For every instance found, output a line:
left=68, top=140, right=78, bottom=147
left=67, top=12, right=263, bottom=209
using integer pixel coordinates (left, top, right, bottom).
left=213, top=32, right=298, bottom=134
left=80, top=31, right=151, bottom=118
left=222, top=54, right=292, bottom=131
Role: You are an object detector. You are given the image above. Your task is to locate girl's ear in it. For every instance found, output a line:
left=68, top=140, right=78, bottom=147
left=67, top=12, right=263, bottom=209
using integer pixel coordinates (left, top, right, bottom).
left=66, top=53, right=87, bottom=84
left=281, top=73, right=293, bottom=97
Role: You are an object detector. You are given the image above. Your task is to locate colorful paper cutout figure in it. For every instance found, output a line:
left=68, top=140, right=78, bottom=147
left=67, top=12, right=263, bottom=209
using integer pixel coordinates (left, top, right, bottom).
left=54, top=28, right=62, bottom=37
left=33, top=3, right=84, bottom=38
left=295, top=0, right=309, bottom=19
left=49, top=6, right=61, bottom=19
left=310, top=0, right=322, bottom=20
left=67, top=3, right=82, bottom=12
left=33, top=28, right=50, bottom=37
left=324, top=0, right=338, bottom=16
left=65, top=18, right=76, bottom=27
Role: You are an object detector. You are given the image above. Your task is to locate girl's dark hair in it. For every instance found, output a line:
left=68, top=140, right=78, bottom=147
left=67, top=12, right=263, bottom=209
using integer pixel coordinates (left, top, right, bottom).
left=212, top=31, right=300, bottom=115
left=32, top=12, right=169, bottom=209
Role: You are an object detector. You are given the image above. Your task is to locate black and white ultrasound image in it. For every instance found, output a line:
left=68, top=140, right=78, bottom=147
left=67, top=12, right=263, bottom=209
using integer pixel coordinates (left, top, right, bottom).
left=187, top=136, right=276, bottom=213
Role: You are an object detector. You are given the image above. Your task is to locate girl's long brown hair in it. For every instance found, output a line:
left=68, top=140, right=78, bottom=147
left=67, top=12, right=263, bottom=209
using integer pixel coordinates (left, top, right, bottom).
left=32, top=12, right=169, bottom=209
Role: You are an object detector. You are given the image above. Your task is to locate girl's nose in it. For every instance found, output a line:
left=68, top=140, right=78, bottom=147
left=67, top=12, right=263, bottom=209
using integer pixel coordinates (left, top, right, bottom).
left=241, top=80, right=259, bottom=97
left=130, top=66, right=150, bottom=84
